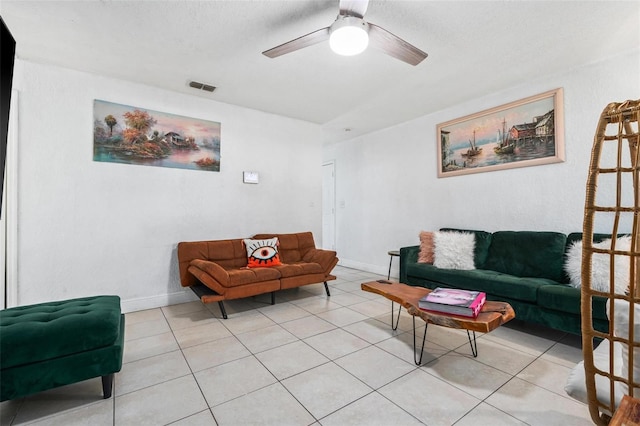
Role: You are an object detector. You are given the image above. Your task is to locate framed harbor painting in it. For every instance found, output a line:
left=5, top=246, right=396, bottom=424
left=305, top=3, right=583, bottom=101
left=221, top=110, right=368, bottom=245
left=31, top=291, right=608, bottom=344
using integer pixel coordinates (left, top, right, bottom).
left=93, top=99, right=221, bottom=171
left=437, top=88, right=564, bottom=178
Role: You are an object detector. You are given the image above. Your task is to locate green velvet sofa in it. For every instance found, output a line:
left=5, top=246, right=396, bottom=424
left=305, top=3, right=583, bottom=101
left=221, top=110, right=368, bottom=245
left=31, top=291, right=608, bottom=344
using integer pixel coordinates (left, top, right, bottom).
left=399, top=228, right=609, bottom=336
left=0, top=295, right=125, bottom=401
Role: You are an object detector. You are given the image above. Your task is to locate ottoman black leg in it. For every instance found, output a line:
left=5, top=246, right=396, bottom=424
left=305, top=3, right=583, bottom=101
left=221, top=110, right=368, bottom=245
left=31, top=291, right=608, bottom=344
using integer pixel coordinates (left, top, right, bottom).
left=324, top=281, right=331, bottom=297
left=102, top=374, right=114, bottom=399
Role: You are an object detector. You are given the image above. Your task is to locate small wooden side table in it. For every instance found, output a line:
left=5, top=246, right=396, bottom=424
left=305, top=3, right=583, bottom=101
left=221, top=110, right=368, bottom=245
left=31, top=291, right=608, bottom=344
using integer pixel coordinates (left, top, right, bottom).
left=610, top=395, right=640, bottom=426
left=387, top=250, right=400, bottom=280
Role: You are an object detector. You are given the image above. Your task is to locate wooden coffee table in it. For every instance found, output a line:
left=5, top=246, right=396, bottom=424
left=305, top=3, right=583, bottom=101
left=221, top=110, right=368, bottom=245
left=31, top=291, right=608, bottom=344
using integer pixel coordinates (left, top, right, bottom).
left=362, top=280, right=515, bottom=365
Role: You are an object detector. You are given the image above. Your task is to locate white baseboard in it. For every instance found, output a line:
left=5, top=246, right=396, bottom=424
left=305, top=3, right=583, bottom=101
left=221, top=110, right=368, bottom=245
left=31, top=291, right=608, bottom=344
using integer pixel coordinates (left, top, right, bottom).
left=121, top=289, right=199, bottom=313
left=337, top=258, right=398, bottom=279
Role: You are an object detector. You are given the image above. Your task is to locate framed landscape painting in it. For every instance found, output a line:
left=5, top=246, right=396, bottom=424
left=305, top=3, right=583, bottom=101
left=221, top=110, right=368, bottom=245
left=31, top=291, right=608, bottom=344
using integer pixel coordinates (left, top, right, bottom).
left=93, top=99, right=221, bottom=172
left=437, top=88, right=564, bottom=178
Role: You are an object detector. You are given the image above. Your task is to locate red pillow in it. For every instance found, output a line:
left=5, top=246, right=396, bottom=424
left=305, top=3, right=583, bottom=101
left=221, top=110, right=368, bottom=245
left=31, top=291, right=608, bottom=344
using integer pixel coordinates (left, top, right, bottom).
left=243, top=238, right=282, bottom=268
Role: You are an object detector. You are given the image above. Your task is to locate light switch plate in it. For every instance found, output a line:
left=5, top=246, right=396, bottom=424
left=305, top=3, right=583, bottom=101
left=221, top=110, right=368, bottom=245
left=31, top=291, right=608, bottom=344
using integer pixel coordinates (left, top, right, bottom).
left=243, top=171, right=259, bottom=184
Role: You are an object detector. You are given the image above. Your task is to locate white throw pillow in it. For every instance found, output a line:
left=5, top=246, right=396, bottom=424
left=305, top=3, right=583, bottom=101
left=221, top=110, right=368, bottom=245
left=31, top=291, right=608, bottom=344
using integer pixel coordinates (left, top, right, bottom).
left=433, top=231, right=475, bottom=270
left=608, top=299, right=640, bottom=397
left=564, top=236, right=631, bottom=293
left=565, top=339, right=625, bottom=413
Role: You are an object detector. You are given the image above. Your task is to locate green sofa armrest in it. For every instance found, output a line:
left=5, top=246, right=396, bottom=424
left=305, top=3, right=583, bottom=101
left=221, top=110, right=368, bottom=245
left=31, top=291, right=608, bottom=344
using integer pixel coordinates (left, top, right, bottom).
left=400, top=245, right=420, bottom=283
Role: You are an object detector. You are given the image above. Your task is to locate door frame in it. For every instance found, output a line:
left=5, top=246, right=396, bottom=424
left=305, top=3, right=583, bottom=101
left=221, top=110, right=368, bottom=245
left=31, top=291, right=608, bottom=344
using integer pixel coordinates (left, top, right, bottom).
left=2, top=90, right=18, bottom=308
left=322, top=161, right=336, bottom=251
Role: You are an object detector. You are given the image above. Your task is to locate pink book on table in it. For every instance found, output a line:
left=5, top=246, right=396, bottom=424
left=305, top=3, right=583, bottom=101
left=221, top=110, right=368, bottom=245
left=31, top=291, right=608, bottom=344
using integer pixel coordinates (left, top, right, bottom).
left=419, top=288, right=487, bottom=317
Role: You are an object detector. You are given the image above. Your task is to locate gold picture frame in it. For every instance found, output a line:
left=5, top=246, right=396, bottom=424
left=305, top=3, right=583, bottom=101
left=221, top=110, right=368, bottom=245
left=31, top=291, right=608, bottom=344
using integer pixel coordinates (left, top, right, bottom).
left=437, top=88, right=564, bottom=178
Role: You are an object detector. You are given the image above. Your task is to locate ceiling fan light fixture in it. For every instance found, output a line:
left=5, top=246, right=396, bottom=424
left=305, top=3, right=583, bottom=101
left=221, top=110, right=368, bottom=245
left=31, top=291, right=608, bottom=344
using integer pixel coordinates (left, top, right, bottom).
left=329, top=16, right=369, bottom=56
left=262, top=0, right=427, bottom=65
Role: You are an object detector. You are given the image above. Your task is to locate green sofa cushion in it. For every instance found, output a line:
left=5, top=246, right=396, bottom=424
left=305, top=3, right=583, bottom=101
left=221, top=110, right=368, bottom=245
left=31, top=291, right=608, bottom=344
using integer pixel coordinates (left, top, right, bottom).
left=483, top=231, right=567, bottom=281
left=406, top=263, right=553, bottom=302
left=566, top=232, right=616, bottom=247
left=0, top=296, right=122, bottom=369
left=440, top=228, right=493, bottom=269
left=537, top=284, right=608, bottom=321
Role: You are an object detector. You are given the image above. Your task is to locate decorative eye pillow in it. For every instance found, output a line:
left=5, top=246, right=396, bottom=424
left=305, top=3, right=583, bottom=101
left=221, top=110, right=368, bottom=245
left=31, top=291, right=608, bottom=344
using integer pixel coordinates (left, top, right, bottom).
left=243, top=237, right=282, bottom=268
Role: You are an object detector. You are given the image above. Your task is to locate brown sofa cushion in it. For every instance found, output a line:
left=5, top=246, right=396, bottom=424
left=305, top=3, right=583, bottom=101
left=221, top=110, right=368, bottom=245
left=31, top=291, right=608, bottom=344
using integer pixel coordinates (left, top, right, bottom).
left=227, top=267, right=281, bottom=287
left=189, top=259, right=280, bottom=288
left=271, top=262, right=324, bottom=278
left=205, top=240, right=248, bottom=268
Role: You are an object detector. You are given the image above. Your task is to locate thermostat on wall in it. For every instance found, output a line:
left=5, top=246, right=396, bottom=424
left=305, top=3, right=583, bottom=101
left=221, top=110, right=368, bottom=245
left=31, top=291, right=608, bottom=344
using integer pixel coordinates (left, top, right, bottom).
left=243, top=171, right=259, bottom=184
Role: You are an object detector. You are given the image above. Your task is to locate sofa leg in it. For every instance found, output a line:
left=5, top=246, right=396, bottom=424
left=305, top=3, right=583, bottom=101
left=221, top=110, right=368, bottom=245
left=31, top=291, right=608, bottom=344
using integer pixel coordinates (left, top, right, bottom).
left=218, top=301, right=228, bottom=319
left=324, top=281, right=331, bottom=297
left=271, top=292, right=275, bottom=305
left=101, top=374, right=114, bottom=399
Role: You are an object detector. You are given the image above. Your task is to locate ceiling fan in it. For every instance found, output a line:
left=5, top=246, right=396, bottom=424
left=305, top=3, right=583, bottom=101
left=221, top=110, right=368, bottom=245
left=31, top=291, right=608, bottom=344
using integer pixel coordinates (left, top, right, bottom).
left=262, top=0, right=428, bottom=66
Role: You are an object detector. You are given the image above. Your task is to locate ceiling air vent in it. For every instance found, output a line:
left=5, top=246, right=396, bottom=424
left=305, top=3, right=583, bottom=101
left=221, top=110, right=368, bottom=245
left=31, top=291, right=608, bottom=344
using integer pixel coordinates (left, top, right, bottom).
left=188, top=81, right=216, bottom=93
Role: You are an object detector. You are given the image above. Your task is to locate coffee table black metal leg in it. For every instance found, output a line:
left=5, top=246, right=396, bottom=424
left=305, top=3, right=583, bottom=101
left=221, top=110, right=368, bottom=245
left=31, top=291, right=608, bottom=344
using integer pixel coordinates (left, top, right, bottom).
left=391, top=301, right=401, bottom=331
left=467, top=330, right=478, bottom=357
left=413, top=316, right=428, bottom=365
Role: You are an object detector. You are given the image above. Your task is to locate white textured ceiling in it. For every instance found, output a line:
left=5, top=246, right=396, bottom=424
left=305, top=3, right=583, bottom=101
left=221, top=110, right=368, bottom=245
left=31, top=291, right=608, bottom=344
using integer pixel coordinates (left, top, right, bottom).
left=1, top=1, right=639, bottom=144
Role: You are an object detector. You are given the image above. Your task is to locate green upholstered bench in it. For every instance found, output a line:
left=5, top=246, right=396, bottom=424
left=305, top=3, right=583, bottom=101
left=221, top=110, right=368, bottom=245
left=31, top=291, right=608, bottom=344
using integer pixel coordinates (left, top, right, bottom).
left=0, top=295, right=125, bottom=401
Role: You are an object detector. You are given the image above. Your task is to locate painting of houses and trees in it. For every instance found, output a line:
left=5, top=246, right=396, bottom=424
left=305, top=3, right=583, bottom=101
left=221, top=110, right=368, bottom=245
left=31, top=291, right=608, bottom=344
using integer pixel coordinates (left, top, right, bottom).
left=93, top=99, right=221, bottom=172
left=437, top=88, right=564, bottom=178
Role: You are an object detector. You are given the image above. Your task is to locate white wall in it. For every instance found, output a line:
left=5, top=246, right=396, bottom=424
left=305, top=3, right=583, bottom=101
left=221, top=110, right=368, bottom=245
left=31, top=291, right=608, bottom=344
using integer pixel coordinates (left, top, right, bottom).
left=324, top=49, right=640, bottom=277
left=12, top=60, right=323, bottom=312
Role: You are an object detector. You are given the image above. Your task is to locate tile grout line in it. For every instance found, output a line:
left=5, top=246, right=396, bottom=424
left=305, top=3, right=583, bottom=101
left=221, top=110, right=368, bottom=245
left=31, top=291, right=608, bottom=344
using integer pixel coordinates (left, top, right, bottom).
left=163, top=305, right=221, bottom=425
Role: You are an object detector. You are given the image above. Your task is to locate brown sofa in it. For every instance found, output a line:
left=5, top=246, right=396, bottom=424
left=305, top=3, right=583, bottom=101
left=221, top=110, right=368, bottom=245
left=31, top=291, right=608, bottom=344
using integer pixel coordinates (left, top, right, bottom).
left=177, top=232, right=338, bottom=318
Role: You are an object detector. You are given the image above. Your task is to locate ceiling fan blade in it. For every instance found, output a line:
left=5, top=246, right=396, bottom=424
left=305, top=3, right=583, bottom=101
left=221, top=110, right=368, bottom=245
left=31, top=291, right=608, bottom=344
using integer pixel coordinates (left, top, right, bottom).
left=339, top=0, right=369, bottom=18
left=368, top=23, right=428, bottom=66
left=262, top=27, right=330, bottom=58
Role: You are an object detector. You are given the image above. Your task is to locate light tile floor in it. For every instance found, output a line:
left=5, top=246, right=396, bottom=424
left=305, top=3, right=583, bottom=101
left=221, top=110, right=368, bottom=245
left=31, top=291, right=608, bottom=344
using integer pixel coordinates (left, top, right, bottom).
left=0, top=266, right=593, bottom=425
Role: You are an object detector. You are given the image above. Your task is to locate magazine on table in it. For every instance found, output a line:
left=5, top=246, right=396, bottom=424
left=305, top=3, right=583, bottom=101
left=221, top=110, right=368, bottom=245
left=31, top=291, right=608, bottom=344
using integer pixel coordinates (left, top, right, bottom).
left=418, top=287, right=486, bottom=318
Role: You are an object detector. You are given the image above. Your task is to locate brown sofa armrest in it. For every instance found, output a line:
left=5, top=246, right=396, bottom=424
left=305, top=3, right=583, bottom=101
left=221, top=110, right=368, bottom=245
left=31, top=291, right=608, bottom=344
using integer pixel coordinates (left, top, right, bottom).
left=189, top=259, right=230, bottom=286
left=302, top=248, right=338, bottom=276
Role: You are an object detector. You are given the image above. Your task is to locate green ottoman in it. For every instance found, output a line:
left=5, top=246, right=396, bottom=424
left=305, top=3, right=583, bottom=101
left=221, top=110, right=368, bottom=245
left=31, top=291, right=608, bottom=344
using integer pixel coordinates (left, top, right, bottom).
left=0, top=295, right=125, bottom=401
